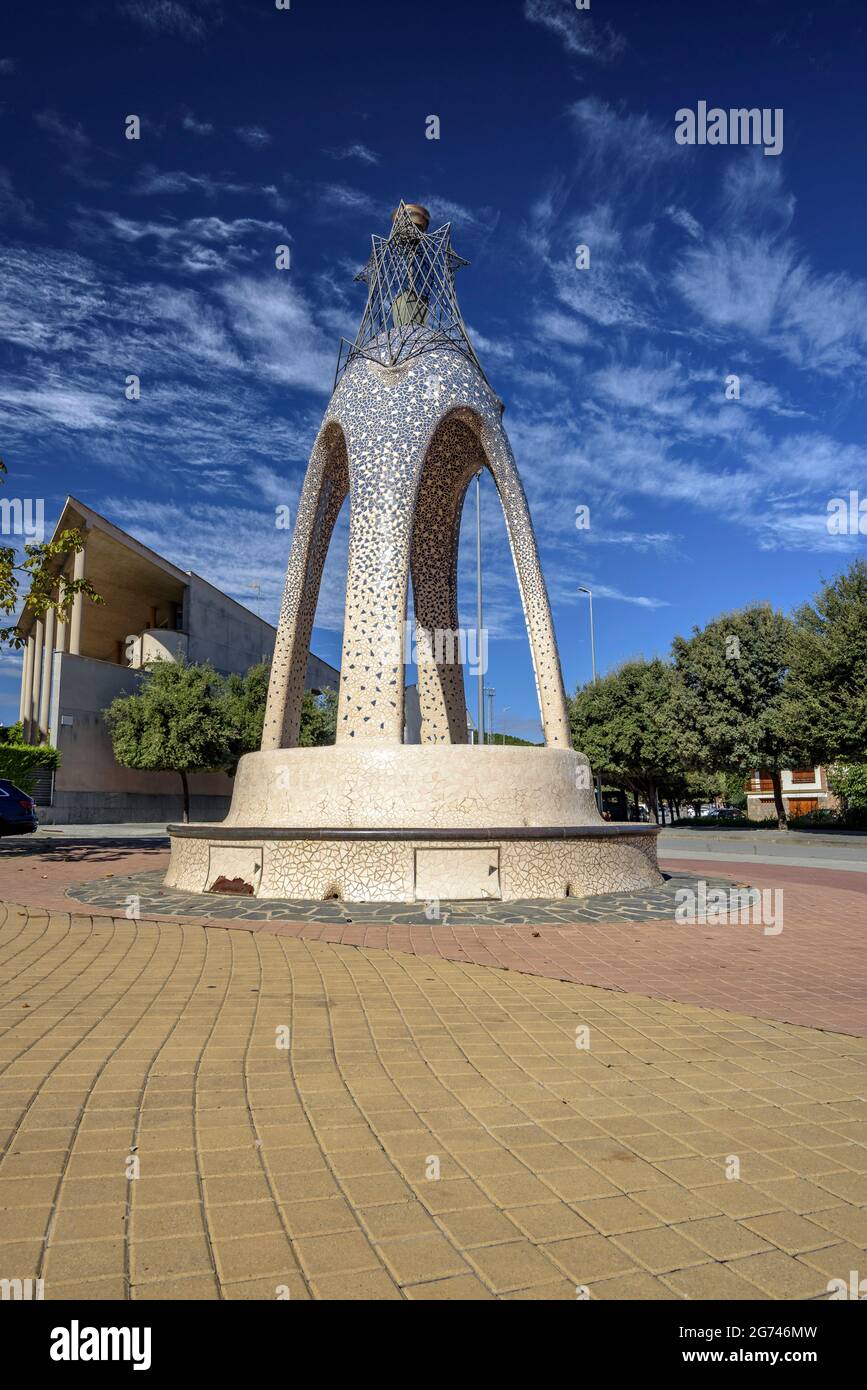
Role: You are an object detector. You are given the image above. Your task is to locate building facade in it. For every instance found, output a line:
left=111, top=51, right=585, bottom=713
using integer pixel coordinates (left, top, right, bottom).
left=745, top=767, right=841, bottom=821
left=18, top=498, right=339, bottom=824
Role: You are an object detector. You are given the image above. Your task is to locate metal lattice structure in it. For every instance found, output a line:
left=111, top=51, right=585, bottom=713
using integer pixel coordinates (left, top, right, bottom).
left=335, top=202, right=488, bottom=387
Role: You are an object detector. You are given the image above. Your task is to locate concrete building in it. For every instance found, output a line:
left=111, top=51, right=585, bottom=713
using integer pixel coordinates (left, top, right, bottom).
left=17, top=498, right=339, bottom=824
left=746, top=767, right=841, bottom=821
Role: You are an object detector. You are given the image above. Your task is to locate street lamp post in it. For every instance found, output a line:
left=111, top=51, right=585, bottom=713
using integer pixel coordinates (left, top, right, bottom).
left=578, top=586, right=604, bottom=815
left=500, top=706, right=510, bottom=745
left=484, top=686, right=495, bottom=747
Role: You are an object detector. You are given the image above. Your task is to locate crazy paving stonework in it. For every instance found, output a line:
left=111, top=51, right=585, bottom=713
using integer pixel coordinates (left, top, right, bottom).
left=72, top=868, right=725, bottom=928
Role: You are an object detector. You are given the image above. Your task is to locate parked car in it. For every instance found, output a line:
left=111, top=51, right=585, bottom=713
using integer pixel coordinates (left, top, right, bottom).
left=0, top=779, right=38, bottom=835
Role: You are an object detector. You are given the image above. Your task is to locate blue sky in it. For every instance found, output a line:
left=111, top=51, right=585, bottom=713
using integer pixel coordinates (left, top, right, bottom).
left=1, top=0, right=866, bottom=739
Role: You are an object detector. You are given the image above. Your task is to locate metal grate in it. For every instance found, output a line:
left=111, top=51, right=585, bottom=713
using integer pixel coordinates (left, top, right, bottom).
left=31, top=767, right=55, bottom=806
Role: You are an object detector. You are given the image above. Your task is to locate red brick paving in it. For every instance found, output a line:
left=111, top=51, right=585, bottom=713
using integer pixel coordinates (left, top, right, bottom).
left=0, top=844, right=864, bottom=1037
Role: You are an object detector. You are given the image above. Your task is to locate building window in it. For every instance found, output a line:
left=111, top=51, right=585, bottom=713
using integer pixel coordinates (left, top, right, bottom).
left=791, top=768, right=816, bottom=785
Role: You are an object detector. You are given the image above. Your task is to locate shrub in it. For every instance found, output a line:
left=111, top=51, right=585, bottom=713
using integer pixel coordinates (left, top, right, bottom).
left=0, top=743, right=60, bottom=794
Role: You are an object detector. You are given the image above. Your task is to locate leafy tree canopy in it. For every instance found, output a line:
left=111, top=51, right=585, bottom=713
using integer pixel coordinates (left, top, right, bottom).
left=0, top=459, right=102, bottom=648
left=782, top=559, right=867, bottom=763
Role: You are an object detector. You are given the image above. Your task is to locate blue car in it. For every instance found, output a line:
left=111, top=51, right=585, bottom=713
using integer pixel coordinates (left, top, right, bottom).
left=0, top=779, right=38, bottom=835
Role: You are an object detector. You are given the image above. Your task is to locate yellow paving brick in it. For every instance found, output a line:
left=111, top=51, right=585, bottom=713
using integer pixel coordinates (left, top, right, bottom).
left=612, top=1226, right=710, bottom=1275
left=742, top=1210, right=839, bottom=1255
left=377, top=1231, right=470, bottom=1284
left=132, top=1275, right=220, bottom=1299
left=435, top=1206, right=522, bottom=1248
left=294, top=1231, right=381, bottom=1278
left=44, top=1237, right=126, bottom=1282
left=466, top=1239, right=562, bottom=1293
left=208, top=1200, right=284, bottom=1239
left=672, top=1214, right=773, bottom=1260
left=406, top=1274, right=495, bottom=1300
left=506, top=1203, right=594, bottom=1242
left=130, top=1233, right=214, bottom=1283
left=224, top=1274, right=310, bottom=1299
left=726, top=1250, right=830, bottom=1298
left=809, top=1205, right=867, bottom=1245
left=797, top=1242, right=867, bottom=1279
left=45, top=1276, right=130, bottom=1300
left=0, top=1205, right=52, bottom=1241
left=662, top=1262, right=772, bottom=1299
left=311, top=1269, right=403, bottom=1299
left=590, top=1271, right=679, bottom=1300
left=359, top=1202, right=438, bottom=1241
left=574, top=1196, right=658, bottom=1235
left=545, top=1233, right=638, bottom=1282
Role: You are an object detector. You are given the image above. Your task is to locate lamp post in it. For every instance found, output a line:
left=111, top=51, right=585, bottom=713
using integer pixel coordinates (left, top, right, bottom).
left=500, top=706, right=510, bottom=745
left=484, top=686, right=495, bottom=746
left=578, top=586, right=604, bottom=815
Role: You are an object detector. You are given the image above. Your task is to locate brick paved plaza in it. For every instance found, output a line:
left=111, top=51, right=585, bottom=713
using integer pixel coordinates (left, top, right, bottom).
left=0, top=845, right=865, bottom=1301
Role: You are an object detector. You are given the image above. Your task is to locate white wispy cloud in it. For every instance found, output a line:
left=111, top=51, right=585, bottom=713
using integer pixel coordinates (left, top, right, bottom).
left=569, top=98, right=679, bottom=189
left=84, top=209, right=290, bottom=274
left=587, top=584, right=670, bottom=609
left=0, top=169, right=34, bottom=224
left=117, top=0, right=221, bottom=41
left=182, top=113, right=214, bottom=136
left=235, top=125, right=271, bottom=148
left=523, top=0, right=624, bottom=63
left=327, top=143, right=379, bottom=166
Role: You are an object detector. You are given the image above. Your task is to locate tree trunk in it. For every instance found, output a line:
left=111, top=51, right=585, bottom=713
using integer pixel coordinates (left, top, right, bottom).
left=770, top=767, right=787, bottom=830
left=179, top=770, right=190, bottom=824
left=632, top=787, right=640, bottom=821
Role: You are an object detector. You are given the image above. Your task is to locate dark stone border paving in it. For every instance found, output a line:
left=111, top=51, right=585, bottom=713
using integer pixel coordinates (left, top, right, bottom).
left=68, top=868, right=746, bottom=927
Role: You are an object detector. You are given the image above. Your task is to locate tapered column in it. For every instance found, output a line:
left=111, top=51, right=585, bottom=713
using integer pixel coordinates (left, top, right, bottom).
left=69, top=543, right=86, bottom=655
left=30, top=618, right=44, bottom=744
left=20, top=636, right=35, bottom=732
left=261, top=426, right=349, bottom=750
left=471, top=412, right=573, bottom=749
left=410, top=418, right=478, bottom=743
left=55, top=578, right=68, bottom=654
left=38, top=607, right=55, bottom=740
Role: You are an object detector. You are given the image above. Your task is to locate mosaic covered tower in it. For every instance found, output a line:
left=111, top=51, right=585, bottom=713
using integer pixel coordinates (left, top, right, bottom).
left=166, top=203, right=660, bottom=902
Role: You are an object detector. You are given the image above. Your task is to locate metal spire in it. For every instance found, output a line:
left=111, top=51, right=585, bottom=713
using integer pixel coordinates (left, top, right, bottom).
left=335, top=201, right=488, bottom=387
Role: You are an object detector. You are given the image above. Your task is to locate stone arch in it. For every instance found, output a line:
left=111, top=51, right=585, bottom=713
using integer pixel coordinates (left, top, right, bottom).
left=261, top=421, right=349, bottom=751
left=409, top=415, right=484, bottom=744
left=440, top=406, right=572, bottom=749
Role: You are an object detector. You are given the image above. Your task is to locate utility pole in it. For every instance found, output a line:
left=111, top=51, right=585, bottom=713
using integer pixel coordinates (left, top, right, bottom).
left=485, top=686, right=495, bottom=746
left=578, top=586, right=604, bottom=814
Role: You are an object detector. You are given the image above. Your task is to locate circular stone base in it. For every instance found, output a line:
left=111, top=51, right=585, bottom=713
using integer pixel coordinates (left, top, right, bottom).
left=165, top=824, right=661, bottom=904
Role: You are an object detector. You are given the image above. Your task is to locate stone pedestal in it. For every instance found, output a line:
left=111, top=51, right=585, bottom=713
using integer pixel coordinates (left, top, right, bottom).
left=166, top=746, right=661, bottom=903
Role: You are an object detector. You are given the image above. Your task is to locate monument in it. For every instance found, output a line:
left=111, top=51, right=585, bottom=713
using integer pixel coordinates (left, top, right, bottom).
left=166, top=203, right=661, bottom=902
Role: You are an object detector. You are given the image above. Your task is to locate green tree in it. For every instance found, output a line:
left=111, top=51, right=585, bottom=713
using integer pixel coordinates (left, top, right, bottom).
left=222, top=661, right=271, bottom=773
left=0, top=460, right=102, bottom=648
left=782, top=559, right=867, bottom=763
left=298, top=688, right=338, bottom=746
left=569, top=657, right=699, bottom=823
left=222, top=665, right=337, bottom=767
left=827, top=763, right=867, bottom=813
left=104, top=660, right=233, bottom=822
left=673, top=605, right=798, bottom=828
